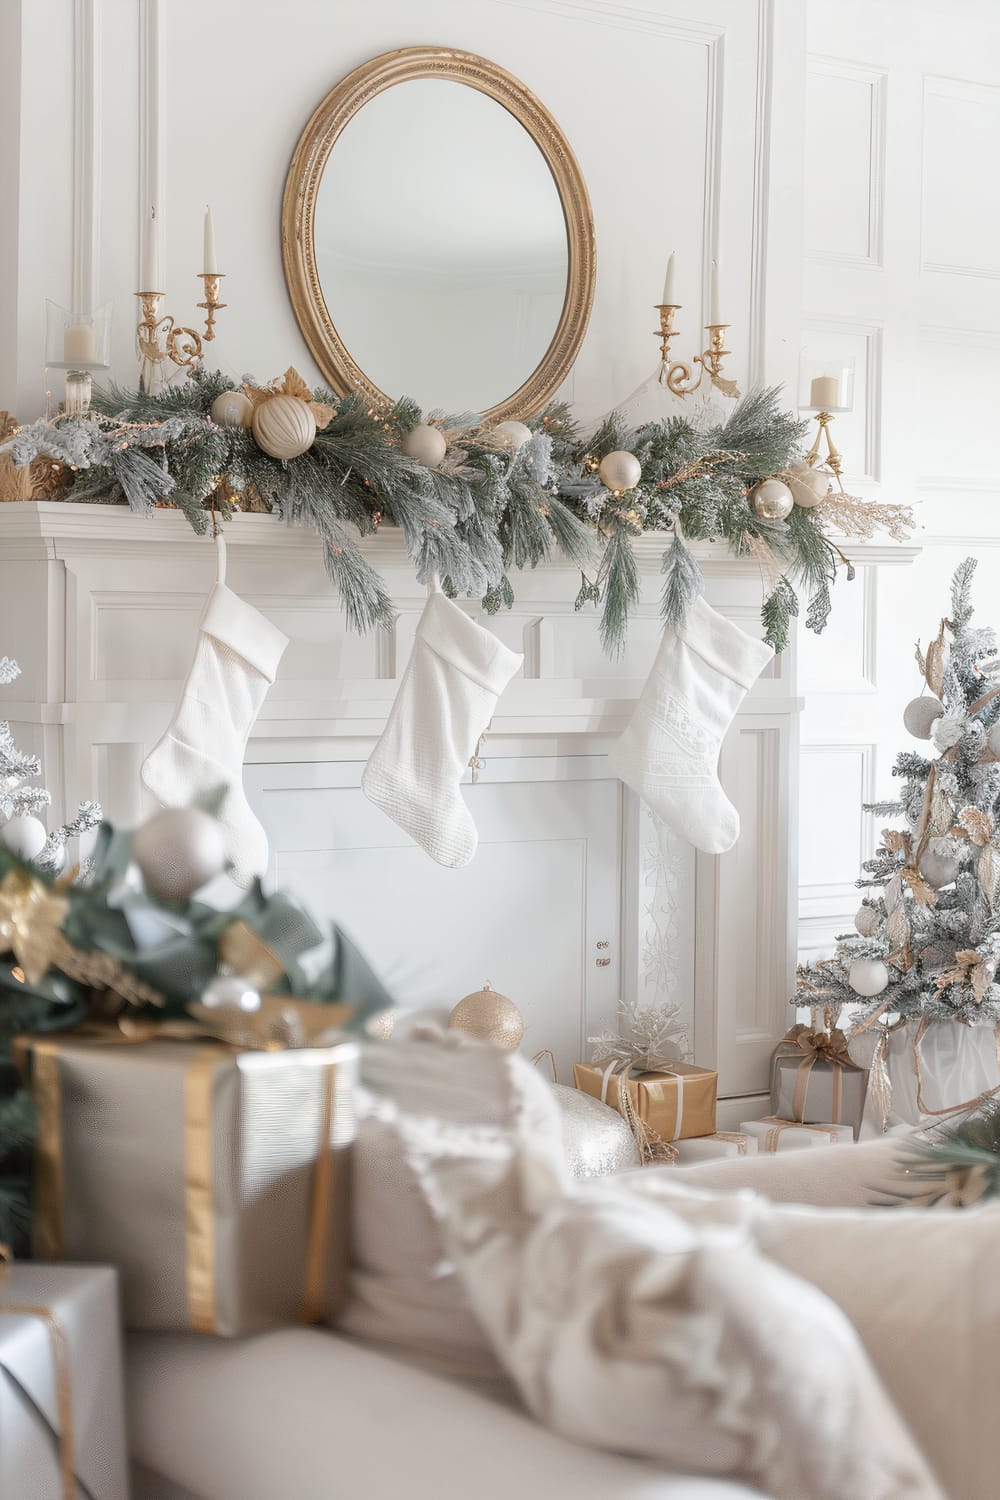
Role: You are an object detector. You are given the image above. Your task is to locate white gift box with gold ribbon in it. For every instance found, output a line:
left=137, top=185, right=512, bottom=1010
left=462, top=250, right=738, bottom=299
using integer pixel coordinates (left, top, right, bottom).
left=0, top=1261, right=129, bottom=1500
left=19, top=1033, right=358, bottom=1337
left=672, top=1131, right=758, bottom=1163
left=741, top=1116, right=854, bottom=1152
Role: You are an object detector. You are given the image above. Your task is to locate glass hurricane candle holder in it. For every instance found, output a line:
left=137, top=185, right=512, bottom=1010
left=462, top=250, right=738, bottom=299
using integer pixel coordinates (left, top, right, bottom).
left=798, top=350, right=855, bottom=413
left=45, top=300, right=113, bottom=415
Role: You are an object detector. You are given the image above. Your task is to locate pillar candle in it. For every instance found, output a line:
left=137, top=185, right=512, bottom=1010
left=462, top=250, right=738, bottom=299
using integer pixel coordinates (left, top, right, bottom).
left=810, top=375, right=840, bottom=410
left=203, top=205, right=217, bottom=274
left=661, top=251, right=676, bottom=305
left=63, top=323, right=98, bottom=366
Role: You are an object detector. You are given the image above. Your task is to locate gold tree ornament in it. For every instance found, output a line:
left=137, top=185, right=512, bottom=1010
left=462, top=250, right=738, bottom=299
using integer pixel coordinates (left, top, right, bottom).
left=448, top=982, right=525, bottom=1049
left=244, top=368, right=336, bottom=460
left=0, top=869, right=68, bottom=986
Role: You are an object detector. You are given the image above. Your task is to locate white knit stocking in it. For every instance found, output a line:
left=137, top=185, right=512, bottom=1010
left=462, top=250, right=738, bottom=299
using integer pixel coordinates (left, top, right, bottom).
left=362, top=588, right=522, bottom=868
left=141, top=537, right=289, bottom=886
left=608, top=596, right=773, bottom=854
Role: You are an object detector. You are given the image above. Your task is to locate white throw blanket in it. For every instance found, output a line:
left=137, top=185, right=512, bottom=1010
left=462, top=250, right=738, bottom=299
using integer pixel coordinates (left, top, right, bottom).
left=390, top=1040, right=942, bottom=1500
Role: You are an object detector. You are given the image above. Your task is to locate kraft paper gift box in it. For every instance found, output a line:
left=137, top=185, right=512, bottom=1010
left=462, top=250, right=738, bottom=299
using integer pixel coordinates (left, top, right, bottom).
left=740, top=1117, right=854, bottom=1152
left=769, top=1026, right=869, bottom=1140
left=672, top=1131, right=758, bottom=1164
left=0, top=1261, right=129, bottom=1500
left=573, top=1060, right=717, bottom=1143
left=19, top=1033, right=358, bottom=1337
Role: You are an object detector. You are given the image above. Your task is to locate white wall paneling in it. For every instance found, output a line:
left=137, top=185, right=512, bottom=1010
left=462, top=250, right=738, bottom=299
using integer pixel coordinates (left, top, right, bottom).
left=800, top=0, right=1000, bottom=963
left=71, top=0, right=100, bottom=314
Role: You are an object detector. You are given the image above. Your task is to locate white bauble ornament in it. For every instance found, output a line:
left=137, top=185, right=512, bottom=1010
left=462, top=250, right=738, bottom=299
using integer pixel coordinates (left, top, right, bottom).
left=598, top=450, right=642, bottom=493
left=855, top=904, right=881, bottom=937
left=750, top=478, right=794, bottom=521
left=920, top=841, right=961, bottom=890
left=210, top=391, right=253, bottom=429
left=131, top=806, right=227, bottom=903
left=200, top=974, right=261, bottom=1014
left=787, top=461, right=832, bottom=509
left=493, top=420, right=532, bottom=452
left=251, top=394, right=317, bottom=460
left=400, top=423, right=447, bottom=469
left=849, top=959, right=890, bottom=998
left=1, top=815, right=48, bottom=861
left=903, top=695, right=944, bottom=740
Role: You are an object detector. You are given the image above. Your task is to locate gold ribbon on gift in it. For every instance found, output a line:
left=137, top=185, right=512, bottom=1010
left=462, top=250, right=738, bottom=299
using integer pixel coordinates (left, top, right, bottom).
left=711, top=1131, right=750, bottom=1157
left=22, top=1023, right=348, bottom=1336
left=771, top=1024, right=864, bottom=1125
left=0, top=1244, right=76, bottom=1500
left=760, top=1116, right=844, bottom=1152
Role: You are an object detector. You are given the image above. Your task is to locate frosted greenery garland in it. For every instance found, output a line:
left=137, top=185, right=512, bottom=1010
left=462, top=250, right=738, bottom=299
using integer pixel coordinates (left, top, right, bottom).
left=795, top=559, right=1000, bottom=1028
left=5, top=370, right=908, bottom=653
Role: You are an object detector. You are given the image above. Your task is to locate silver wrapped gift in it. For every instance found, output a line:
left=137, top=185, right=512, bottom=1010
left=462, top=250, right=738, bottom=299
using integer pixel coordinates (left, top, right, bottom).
left=769, top=1028, right=868, bottom=1139
left=22, top=1033, right=358, bottom=1336
left=0, top=1262, right=129, bottom=1500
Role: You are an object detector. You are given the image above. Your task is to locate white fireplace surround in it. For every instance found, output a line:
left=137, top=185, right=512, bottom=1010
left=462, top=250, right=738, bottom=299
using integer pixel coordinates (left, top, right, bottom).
left=0, top=502, right=915, bottom=1117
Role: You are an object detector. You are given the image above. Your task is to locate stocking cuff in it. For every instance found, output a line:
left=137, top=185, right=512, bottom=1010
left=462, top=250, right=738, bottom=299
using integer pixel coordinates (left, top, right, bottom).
left=681, top=596, right=773, bottom=690
left=420, top=592, right=523, bottom=693
left=201, top=584, right=289, bottom=683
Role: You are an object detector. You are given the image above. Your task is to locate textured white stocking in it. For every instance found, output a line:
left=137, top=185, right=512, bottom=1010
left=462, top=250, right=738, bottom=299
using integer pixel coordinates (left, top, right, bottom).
left=141, top=537, right=288, bottom=885
left=608, top=596, right=773, bottom=854
left=362, top=588, right=522, bottom=868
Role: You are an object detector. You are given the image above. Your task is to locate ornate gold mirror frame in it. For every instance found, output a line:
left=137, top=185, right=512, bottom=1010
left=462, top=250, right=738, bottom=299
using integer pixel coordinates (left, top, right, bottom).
left=282, top=46, right=596, bottom=421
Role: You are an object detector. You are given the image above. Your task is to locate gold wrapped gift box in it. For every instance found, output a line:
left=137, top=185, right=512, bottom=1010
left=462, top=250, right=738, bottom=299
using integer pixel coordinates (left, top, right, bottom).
left=573, top=1060, right=717, bottom=1144
left=17, top=1032, right=358, bottom=1338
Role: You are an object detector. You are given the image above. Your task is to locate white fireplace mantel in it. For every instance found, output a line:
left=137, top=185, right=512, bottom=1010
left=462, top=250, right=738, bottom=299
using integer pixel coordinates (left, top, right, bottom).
left=0, top=502, right=918, bottom=1112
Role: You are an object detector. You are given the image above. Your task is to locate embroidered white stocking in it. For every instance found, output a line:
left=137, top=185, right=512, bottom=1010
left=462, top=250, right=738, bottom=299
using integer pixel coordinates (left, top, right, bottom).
left=141, top=538, right=289, bottom=886
left=608, top=596, right=773, bottom=854
left=362, top=588, right=522, bottom=868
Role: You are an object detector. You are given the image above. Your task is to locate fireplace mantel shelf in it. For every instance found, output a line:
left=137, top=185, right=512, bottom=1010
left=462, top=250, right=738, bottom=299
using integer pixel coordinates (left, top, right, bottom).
left=0, top=501, right=921, bottom=572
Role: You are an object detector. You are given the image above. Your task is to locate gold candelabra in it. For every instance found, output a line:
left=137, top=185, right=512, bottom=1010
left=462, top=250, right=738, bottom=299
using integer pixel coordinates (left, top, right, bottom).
left=654, top=305, right=740, bottom=399
left=135, top=273, right=226, bottom=393
left=804, top=410, right=843, bottom=482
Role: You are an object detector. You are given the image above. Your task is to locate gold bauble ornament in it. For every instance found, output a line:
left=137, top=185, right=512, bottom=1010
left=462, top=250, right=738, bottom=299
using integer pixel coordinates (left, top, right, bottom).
left=750, top=478, right=794, bottom=521
left=251, top=394, right=317, bottom=460
left=598, top=449, right=642, bottom=493
left=365, top=1008, right=396, bottom=1040
left=210, top=391, right=253, bottom=429
left=448, top=981, right=524, bottom=1049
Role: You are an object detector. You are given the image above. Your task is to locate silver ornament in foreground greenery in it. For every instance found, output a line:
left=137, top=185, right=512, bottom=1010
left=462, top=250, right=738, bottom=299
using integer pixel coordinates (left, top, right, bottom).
left=750, top=478, right=794, bottom=520
left=130, top=806, right=227, bottom=902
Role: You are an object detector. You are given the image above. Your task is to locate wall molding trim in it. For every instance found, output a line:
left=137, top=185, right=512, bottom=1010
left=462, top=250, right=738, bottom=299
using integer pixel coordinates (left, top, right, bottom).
left=71, top=0, right=101, bottom=313
left=805, top=54, right=886, bottom=269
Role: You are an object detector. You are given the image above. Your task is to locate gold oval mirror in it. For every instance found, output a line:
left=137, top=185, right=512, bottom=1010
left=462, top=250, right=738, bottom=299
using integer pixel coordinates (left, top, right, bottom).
left=282, top=47, right=596, bottom=420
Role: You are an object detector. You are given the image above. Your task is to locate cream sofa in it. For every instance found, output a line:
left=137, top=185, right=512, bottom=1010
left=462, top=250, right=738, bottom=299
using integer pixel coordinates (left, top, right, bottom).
left=125, top=1135, right=951, bottom=1500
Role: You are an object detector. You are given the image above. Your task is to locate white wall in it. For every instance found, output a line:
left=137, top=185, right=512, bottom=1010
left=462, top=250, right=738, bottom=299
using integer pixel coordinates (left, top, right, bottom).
left=798, top=0, right=1000, bottom=958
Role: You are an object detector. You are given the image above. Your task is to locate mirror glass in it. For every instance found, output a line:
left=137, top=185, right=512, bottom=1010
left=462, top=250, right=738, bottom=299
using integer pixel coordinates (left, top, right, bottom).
left=312, top=79, right=569, bottom=413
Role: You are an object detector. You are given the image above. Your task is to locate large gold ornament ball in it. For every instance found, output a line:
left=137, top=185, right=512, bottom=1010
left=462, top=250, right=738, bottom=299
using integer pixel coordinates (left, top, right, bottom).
left=251, top=394, right=317, bottom=460
left=131, top=806, right=228, bottom=903
left=210, top=390, right=253, bottom=429
left=786, top=461, right=831, bottom=509
left=598, top=449, right=642, bottom=493
left=448, top=982, right=525, bottom=1050
left=751, top=478, right=794, bottom=521
left=400, top=423, right=448, bottom=469
left=552, top=1084, right=641, bottom=1178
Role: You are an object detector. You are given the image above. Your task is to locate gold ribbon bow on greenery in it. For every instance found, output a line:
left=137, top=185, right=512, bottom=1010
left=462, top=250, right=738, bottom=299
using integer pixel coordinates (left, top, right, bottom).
left=772, top=1024, right=863, bottom=1125
left=0, top=869, right=67, bottom=986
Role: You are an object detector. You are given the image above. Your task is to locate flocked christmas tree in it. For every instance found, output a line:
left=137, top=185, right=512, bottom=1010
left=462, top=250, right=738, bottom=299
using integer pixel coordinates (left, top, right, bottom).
left=795, top=560, right=1000, bottom=1118
left=0, top=656, right=101, bottom=1247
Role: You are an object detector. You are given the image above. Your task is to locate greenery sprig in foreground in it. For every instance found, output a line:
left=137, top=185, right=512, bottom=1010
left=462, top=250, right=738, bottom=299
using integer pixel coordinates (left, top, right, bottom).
left=5, top=372, right=912, bottom=653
